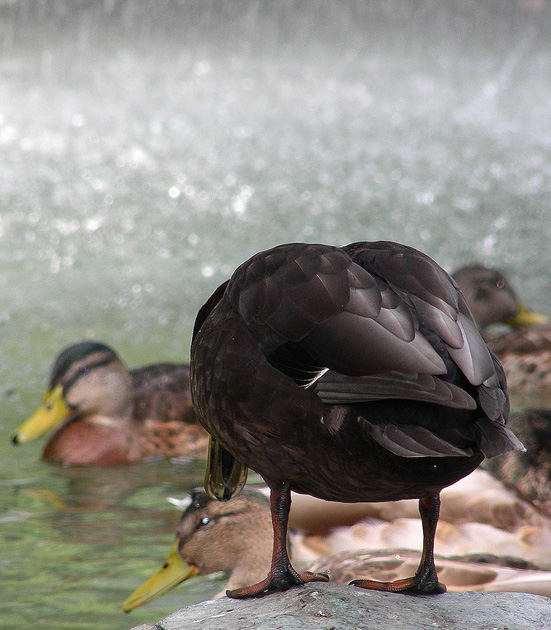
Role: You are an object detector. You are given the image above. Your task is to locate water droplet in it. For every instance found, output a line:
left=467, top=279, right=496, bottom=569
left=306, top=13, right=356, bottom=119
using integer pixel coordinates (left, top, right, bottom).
left=71, top=113, right=85, bottom=128
left=85, top=216, right=104, bottom=232
left=232, top=185, right=254, bottom=216
left=415, top=191, right=434, bottom=205
left=193, top=60, right=211, bottom=76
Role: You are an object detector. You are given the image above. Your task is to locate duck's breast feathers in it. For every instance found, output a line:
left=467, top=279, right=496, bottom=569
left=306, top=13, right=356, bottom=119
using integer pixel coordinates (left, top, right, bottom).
left=226, top=242, right=500, bottom=390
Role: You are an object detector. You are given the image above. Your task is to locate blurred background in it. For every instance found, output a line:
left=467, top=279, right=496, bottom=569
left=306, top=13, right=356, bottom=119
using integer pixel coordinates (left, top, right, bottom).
left=1, top=1, right=550, bottom=628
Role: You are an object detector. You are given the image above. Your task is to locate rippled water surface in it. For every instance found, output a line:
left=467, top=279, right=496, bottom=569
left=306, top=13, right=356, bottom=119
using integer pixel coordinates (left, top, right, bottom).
left=1, top=1, right=551, bottom=628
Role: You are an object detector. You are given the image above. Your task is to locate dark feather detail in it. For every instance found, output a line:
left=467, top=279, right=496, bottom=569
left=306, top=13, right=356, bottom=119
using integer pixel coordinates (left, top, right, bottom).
left=474, top=419, right=525, bottom=458
left=315, top=371, right=476, bottom=409
left=359, top=420, right=475, bottom=458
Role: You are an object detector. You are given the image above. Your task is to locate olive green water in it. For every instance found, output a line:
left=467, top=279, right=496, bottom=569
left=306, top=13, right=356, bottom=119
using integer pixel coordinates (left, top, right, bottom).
left=1, top=1, right=551, bottom=628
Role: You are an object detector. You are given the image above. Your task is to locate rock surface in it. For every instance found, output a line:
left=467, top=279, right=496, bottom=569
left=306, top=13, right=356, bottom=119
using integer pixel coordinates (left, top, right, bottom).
left=129, top=582, right=551, bottom=630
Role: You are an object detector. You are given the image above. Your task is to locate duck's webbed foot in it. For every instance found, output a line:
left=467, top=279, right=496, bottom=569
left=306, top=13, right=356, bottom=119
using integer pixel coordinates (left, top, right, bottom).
left=352, top=493, right=446, bottom=595
left=227, top=568, right=328, bottom=599
left=350, top=571, right=446, bottom=594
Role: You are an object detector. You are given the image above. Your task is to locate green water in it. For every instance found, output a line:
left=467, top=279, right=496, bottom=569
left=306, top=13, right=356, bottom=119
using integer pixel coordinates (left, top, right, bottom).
left=0, top=450, right=223, bottom=628
left=2, top=1, right=551, bottom=628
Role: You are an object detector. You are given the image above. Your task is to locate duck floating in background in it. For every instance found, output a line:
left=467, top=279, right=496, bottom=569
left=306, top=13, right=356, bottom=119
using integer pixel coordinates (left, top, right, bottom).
left=123, top=488, right=551, bottom=611
left=190, top=241, right=523, bottom=598
left=11, top=341, right=208, bottom=465
left=453, top=264, right=550, bottom=397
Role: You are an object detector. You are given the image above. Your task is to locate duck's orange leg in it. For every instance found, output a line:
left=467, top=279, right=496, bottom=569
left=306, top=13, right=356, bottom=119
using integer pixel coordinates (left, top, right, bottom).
left=227, top=481, right=329, bottom=598
left=351, top=493, right=446, bottom=594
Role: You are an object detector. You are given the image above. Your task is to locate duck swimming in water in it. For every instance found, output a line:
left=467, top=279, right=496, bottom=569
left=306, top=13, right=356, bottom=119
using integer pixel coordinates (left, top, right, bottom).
left=190, top=241, right=523, bottom=598
left=11, top=341, right=208, bottom=465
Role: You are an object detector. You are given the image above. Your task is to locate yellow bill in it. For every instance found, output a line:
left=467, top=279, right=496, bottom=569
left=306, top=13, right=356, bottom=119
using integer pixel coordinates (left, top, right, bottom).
left=507, top=303, right=548, bottom=328
left=12, top=384, right=69, bottom=444
left=123, top=541, right=199, bottom=612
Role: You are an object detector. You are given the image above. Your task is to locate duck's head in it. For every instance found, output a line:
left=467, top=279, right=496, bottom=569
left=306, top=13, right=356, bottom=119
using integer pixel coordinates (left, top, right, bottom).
left=453, top=264, right=547, bottom=331
left=123, top=487, right=272, bottom=611
left=12, top=341, right=133, bottom=445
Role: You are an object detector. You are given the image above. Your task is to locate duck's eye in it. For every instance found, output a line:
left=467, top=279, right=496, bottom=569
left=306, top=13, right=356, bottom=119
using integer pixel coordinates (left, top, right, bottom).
left=200, top=517, right=210, bottom=526
left=496, top=280, right=505, bottom=289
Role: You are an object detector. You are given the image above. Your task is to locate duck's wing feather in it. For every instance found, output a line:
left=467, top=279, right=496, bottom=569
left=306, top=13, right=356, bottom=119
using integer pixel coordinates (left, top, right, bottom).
left=315, top=371, right=476, bottom=409
left=231, top=243, right=445, bottom=375
left=344, top=242, right=509, bottom=422
left=228, top=242, right=506, bottom=419
left=343, top=242, right=500, bottom=388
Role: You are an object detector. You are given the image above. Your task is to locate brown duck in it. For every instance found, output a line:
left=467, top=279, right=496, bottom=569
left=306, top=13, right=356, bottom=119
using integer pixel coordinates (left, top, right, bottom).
left=189, top=241, right=523, bottom=598
left=11, top=341, right=208, bottom=465
left=453, top=264, right=550, bottom=396
left=123, top=488, right=551, bottom=611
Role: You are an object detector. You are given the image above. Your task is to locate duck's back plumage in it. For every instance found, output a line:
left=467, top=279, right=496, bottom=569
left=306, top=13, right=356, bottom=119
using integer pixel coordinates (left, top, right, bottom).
left=131, top=363, right=194, bottom=424
left=192, top=242, right=522, bottom=504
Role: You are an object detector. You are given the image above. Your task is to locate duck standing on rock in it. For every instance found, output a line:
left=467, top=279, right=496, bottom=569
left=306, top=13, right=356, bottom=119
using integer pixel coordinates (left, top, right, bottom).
left=189, top=241, right=524, bottom=598
left=11, top=341, right=208, bottom=465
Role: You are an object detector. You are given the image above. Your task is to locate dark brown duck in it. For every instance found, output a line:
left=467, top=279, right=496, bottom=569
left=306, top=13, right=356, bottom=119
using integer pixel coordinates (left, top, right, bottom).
left=191, top=241, right=524, bottom=598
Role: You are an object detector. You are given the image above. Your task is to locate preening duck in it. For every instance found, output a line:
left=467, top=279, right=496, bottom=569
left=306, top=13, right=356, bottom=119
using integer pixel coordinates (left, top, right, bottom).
left=11, top=341, right=207, bottom=465
left=189, top=241, right=523, bottom=598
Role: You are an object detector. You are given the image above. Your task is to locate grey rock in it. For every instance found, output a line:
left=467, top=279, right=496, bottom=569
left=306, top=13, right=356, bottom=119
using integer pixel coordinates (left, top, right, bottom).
left=129, top=582, right=551, bottom=630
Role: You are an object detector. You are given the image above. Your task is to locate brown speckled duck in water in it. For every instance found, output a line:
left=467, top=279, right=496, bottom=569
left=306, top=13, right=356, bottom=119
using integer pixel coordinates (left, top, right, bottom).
left=188, top=242, right=523, bottom=598
left=123, top=488, right=551, bottom=611
left=11, top=341, right=208, bottom=465
left=453, top=264, right=550, bottom=395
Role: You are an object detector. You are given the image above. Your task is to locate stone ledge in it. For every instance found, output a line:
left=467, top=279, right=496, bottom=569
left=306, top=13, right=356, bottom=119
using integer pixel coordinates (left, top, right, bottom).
left=129, top=582, right=551, bottom=630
